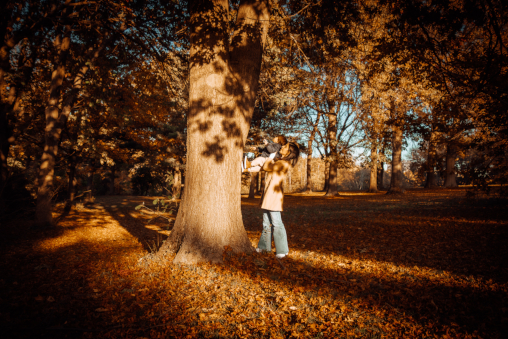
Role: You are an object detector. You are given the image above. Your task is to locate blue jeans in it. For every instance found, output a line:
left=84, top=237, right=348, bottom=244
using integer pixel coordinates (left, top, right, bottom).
left=257, top=210, right=289, bottom=255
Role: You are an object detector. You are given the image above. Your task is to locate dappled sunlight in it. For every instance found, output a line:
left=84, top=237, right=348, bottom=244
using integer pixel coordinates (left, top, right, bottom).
left=1, top=191, right=506, bottom=338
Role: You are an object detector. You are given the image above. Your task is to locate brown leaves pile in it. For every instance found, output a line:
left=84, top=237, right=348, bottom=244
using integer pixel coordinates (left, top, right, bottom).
left=0, top=190, right=507, bottom=338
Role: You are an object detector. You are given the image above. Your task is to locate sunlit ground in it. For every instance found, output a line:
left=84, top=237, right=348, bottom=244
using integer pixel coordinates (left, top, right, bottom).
left=1, top=189, right=507, bottom=338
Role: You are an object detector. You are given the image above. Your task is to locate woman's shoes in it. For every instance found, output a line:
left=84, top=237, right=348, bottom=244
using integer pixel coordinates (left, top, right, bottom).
left=256, top=248, right=288, bottom=258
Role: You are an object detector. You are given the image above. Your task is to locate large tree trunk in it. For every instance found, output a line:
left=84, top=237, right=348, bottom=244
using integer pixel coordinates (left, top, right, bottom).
left=35, top=28, right=71, bottom=226
left=248, top=171, right=258, bottom=198
left=158, top=0, right=270, bottom=264
left=368, top=143, right=378, bottom=192
left=424, top=128, right=438, bottom=188
left=444, top=142, right=458, bottom=188
left=387, top=124, right=405, bottom=194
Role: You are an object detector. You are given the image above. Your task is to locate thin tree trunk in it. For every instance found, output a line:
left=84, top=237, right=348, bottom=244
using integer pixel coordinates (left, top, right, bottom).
left=109, top=166, right=116, bottom=195
left=0, top=101, right=11, bottom=198
left=158, top=0, right=270, bottom=264
left=424, top=127, right=438, bottom=188
left=377, top=163, right=384, bottom=190
left=323, top=161, right=330, bottom=192
left=248, top=171, right=258, bottom=198
left=67, top=157, right=77, bottom=202
left=305, top=112, right=321, bottom=193
left=444, top=143, right=458, bottom=188
left=305, top=156, right=313, bottom=193
left=387, top=124, right=404, bottom=194
left=259, top=170, right=266, bottom=194
left=86, top=168, right=94, bottom=202
left=368, top=143, right=378, bottom=192
left=172, top=167, right=182, bottom=198
left=325, top=98, right=339, bottom=196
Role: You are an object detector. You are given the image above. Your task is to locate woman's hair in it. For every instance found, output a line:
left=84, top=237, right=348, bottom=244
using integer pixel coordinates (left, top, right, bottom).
left=276, top=135, right=288, bottom=146
left=280, top=142, right=300, bottom=166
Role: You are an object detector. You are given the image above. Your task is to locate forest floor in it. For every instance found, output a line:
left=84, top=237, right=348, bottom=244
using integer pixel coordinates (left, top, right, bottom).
left=1, top=189, right=507, bottom=338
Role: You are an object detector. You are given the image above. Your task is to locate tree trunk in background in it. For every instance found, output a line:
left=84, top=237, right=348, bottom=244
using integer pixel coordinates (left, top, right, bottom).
left=305, top=156, right=313, bottom=193
left=325, top=100, right=339, bottom=196
left=0, top=6, right=15, bottom=203
left=172, top=167, right=182, bottom=198
left=377, top=162, right=384, bottom=190
left=323, top=161, right=330, bottom=192
left=86, top=163, right=95, bottom=202
left=0, top=102, right=11, bottom=199
left=444, top=143, right=458, bottom=188
left=67, top=157, right=77, bottom=202
left=259, top=170, right=265, bottom=194
left=248, top=171, right=258, bottom=198
left=424, top=128, right=438, bottom=188
left=325, top=160, right=339, bottom=196
left=368, top=144, right=378, bottom=192
left=109, top=166, right=116, bottom=195
left=157, top=0, right=270, bottom=264
left=377, top=147, right=385, bottom=190
left=387, top=125, right=404, bottom=194
left=305, top=112, right=321, bottom=193
left=35, top=27, right=71, bottom=226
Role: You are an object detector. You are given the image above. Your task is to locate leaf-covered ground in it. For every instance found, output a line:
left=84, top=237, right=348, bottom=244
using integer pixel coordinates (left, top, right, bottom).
left=1, top=189, right=507, bottom=338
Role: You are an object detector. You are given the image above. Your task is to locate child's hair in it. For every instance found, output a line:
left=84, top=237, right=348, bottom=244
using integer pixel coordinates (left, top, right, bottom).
left=280, top=142, right=300, bottom=166
left=276, top=135, right=287, bottom=145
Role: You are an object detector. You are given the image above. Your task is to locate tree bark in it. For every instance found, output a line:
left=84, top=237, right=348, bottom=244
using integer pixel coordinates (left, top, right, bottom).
left=67, top=156, right=77, bottom=202
left=35, top=27, right=71, bottom=226
left=424, top=127, right=438, bottom=188
left=248, top=171, right=258, bottom=198
left=259, top=170, right=265, bottom=194
left=323, top=161, right=330, bottom=192
left=324, top=99, right=340, bottom=196
left=172, top=167, right=182, bottom=198
left=325, top=160, right=340, bottom=196
left=368, top=143, right=378, bottom=192
left=109, top=166, right=116, bottom=195
left=158, top=0, right=270, bottom=264
left=387, top=124, right=405, bottom=194
left=86, top=162, right=95, bottom=202
left=444, top=142, right=458, bottom=188
left=35, top=30, right=107, bottom=224
left=377, top=162, right=384, bottom=190
left=0, top=98, right=11, bottom=198
left=305, top=112, right=321, bottom=193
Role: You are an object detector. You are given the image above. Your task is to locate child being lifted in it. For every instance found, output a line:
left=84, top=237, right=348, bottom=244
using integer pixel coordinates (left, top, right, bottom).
left=242, top=135, right=287, bottom=173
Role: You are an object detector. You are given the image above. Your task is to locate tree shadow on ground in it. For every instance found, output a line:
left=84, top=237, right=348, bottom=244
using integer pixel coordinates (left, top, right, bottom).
left=246, top=190, right=508, bottom=283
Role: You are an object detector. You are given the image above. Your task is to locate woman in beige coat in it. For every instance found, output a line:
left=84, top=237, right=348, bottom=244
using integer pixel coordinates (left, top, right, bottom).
left=256, top=142, right=300, bottom=258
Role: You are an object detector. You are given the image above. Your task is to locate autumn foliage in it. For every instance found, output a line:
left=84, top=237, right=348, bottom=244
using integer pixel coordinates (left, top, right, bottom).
left=1, top=190, right=507, bottom=338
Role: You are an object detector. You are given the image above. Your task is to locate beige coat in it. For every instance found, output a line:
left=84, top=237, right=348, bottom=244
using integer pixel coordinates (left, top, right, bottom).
left=260, top=159, right=291, bottom=211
